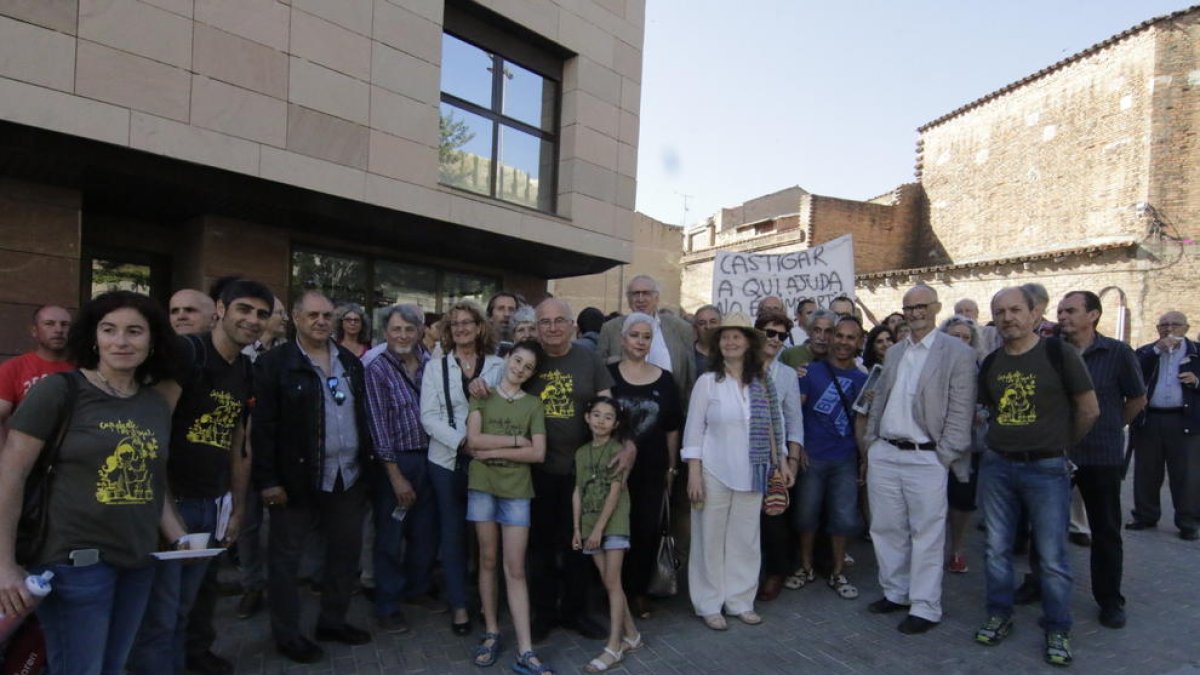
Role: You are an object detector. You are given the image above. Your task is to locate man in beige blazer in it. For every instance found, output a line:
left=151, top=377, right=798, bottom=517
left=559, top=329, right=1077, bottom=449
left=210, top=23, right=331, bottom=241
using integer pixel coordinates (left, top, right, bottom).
left=862, top=284, right=977, bottom=634
left=596, top=274, right=696, bottom=404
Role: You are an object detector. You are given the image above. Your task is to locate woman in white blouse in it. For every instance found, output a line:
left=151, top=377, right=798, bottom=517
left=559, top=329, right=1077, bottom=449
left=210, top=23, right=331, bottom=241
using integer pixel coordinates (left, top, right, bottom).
left=683, top=313, right=790, bottom=631
left=420, top=300, right=504, bottom=635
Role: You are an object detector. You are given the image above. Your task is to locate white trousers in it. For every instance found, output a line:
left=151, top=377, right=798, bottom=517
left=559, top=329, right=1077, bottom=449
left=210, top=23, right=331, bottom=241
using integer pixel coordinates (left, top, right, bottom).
left=867, top=440, right=948, bottom=622
left=688, top=470, right=763, bottom=617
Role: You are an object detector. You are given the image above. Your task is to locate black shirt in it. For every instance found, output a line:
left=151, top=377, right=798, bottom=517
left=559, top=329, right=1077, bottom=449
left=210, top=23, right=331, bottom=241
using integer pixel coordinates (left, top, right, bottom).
left=169, top=334, right=253, bottom=499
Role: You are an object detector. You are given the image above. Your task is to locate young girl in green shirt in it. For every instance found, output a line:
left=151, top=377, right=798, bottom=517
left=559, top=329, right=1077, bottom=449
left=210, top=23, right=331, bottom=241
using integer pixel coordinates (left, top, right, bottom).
left=573, top=396, right=641, bottom=672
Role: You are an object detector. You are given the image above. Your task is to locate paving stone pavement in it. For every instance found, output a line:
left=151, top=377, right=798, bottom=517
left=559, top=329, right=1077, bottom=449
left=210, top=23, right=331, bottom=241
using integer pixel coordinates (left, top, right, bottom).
left=215, top=481, right=1199, bottom=674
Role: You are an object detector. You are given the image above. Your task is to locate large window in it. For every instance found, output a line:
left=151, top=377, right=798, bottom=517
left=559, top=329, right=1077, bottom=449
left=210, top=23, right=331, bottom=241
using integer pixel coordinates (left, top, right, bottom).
left=439, top=21, right=560, bottom=212
left=291, top=247, right=499, bottom=338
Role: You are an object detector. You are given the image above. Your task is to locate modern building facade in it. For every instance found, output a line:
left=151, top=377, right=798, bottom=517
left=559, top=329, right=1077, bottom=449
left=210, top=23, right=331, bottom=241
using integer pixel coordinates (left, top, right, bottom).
left=0, top=0, right=644, bottom=356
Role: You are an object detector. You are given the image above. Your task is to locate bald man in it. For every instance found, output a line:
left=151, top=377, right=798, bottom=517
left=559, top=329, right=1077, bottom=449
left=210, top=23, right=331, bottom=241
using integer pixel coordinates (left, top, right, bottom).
left=171, top=288, right=217, bottom=335
left=954, top=299, right=980, bottom=322
left=0, top=305, right=73, bottom=444
left=1129, top=311, right=1200, bottom=541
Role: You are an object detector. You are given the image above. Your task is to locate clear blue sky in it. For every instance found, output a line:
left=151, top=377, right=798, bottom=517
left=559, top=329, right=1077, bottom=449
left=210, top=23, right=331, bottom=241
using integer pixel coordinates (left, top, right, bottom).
left=635, top=0, right=1194, bottom=227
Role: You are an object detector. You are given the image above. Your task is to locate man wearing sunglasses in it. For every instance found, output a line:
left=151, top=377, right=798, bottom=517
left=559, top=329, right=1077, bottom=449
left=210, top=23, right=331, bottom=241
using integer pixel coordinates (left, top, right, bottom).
left=252, top=290, right=375, bottom=664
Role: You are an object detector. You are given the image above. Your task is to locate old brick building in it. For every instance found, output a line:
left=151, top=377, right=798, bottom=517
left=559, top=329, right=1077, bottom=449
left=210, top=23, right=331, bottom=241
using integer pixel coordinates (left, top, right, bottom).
left=686, top=5, right=1200, bottom=346
left=0, top=0, right=645, bottom=357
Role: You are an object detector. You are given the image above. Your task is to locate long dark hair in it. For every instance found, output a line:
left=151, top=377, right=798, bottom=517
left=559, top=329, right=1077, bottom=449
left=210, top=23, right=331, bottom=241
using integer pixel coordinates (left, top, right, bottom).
left=863, top=324, right=896, bottom=369
left=68, top=291, right=179, bottom=384
left=709, top=328, right=766, bottom=386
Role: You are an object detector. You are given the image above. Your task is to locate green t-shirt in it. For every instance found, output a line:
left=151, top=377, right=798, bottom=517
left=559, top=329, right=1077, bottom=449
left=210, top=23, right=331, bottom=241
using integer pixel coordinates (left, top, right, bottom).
left=10, top=372, right=172, bottom=569
left=467, top=392, right=545, bottom=499
left=574, top=439, right=630, bottom=538
left=982, top=339, right=1094, bottom=454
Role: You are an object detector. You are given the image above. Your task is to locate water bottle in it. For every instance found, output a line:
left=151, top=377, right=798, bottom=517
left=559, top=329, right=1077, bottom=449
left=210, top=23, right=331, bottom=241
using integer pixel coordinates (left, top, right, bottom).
left=0, top=572, right=53, bottom=643
left=391, top=506, right=408, bottom=523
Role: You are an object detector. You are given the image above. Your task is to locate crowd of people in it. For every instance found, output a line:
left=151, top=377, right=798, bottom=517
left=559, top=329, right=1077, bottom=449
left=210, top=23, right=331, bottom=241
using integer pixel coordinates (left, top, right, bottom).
left=0, top=272, right=1195, bottom=674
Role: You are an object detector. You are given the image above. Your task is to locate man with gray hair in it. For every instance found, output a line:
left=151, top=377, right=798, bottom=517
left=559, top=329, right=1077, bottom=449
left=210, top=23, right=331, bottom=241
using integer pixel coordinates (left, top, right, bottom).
left=364, top=304, right=436, bottom=633
left=780, top=308, right=838, bottom=372
left=692, top=304, right=722, bottom=374
left=597, top=274, right=696, bottom=402
left=1021, top=282, right=1058, bottom=338
left=863, top=284, right=977, bottom=635
left=954, top=299, right=980, bottom=322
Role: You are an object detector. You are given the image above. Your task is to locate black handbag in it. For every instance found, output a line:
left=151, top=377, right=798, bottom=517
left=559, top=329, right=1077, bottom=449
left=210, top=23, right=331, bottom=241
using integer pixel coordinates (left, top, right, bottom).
left=15, top=372, right=79, bottom=565
left=646, top=491, right=680, bottom=597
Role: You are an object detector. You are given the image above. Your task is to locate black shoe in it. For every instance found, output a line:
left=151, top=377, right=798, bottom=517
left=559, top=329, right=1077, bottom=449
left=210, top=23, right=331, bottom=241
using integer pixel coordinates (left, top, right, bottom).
left=1014, top=579, right=1041, bottom=605
left=236, top=589, right=263, bottom=620
left=1099, top=605, right=1127, bottom=629
left=868, top=597, right=909, bottom=614
left=1180, top=529, right=1199, bottom=541
left=561, top=614, right=607, bottom=640
left=314, top=623, right=372, bottom=645
left=1068, top=532, right=1092, bottom=547
left=451, top=616, right=472, bottom=636
left=377, top=612, right=410, bottom=634
left=531, top=617, right=555, bottom=644
left=186, top=650, right=232, bottom=675
left=276, top=637, right=323, bottom=664
left=898, top=615, right=939, bottom=634
left=1124, top=520, right=1156, bottom=531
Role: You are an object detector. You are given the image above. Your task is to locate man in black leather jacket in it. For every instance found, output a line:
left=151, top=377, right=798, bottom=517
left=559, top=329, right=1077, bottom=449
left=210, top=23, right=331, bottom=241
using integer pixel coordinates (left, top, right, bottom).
left=252, top=290, right=374, bottom=663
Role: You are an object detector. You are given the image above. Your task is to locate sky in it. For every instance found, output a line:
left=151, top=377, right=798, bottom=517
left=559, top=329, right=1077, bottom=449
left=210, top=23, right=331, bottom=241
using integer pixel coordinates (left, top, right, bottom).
left=635, top=0, right=1195, bottom=228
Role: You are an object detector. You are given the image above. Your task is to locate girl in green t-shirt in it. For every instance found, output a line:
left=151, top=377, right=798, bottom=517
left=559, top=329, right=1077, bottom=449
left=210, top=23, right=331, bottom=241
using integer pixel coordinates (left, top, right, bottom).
left=572, top=397, right=641, bottom=673
left=464, top=341, right=552, bottom=675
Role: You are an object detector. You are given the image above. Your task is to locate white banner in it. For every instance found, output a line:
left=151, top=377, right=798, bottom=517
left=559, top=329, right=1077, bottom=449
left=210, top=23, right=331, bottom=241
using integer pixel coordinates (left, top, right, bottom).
left=711, top=234, right=855, bottom=316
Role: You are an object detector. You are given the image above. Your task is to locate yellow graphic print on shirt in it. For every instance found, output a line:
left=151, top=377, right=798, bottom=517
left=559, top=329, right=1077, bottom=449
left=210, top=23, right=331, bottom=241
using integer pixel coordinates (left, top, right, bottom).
left=186, top=390, right=242, bottom=450
left=995, top=371, right=1037, bottom=426
left=539, top=370, right=575, bottom=419
left=96, top=420, right=159, bottom=505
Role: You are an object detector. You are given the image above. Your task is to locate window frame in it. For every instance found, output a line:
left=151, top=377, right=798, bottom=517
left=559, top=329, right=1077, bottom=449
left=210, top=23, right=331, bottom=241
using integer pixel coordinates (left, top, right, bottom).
left=438, top=4, right=564, bottom=214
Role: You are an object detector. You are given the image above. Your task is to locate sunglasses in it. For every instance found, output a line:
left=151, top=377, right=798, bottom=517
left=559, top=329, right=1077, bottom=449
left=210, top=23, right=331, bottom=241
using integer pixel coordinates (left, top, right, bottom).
left=326, top=376, right=347, bottom=406
left=762, top=329, right=788, bottom=341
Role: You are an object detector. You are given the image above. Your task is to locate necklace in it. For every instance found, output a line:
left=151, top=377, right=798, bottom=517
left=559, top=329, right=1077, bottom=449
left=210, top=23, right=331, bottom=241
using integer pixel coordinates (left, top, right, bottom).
left=91, top=369, right=137, bottom=398
left=497, top=383, right=523, bottom=402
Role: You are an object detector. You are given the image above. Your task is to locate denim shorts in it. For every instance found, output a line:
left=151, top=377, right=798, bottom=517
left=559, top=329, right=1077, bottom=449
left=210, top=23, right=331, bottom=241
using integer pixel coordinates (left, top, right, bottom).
left=583, top=534, right=631, bottom=556
left=793, top=456, right=861, bottom=536
left=466, top=490, right=531, bottom=527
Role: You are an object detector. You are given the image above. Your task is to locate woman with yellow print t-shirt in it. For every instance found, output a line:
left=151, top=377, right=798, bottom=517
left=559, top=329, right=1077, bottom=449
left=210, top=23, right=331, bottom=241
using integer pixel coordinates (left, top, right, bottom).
left=0, top=291, right=187, bottom=675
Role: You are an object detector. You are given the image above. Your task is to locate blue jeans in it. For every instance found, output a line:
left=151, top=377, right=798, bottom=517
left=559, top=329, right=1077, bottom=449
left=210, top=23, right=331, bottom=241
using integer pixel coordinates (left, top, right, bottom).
left=979, top=451, right=1073, bottom=632
left=372, top=454, right=437, bottom=618
left=427, top=460, right=469, bottom=612
left=33, top=561, right=155, bottom=675
left=794, top=456, right=860, bottom=536
left=127, top=498, right=218, bottom=675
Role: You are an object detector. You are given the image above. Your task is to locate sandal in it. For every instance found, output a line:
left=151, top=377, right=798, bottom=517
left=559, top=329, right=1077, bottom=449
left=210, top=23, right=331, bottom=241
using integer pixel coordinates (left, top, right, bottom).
left=512, top=650, right=555, bottom=675
left=583, top=647, right=623, bottom=673
left=701, top=614, right=727, bottom=631
left=473, top=632, right=501, bottom=668
left=828, top=574, right=858, bottom=599
left=784, top=567, right=814, bottom=590
left=621, top=633, right=644, bottom=653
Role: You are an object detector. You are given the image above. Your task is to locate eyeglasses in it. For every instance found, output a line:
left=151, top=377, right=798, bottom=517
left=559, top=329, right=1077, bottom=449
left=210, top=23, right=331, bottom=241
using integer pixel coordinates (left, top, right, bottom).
left=326, top=376, right=346, bottom=405
left=537, top=317, right=573, bottom=328
left=341, top=316, right=362, bottom=324
left=448, top=320, right=477, bottom=329
left=902, top=303, right=935, bottom=313
left=762, top=329, right=788, bottom=341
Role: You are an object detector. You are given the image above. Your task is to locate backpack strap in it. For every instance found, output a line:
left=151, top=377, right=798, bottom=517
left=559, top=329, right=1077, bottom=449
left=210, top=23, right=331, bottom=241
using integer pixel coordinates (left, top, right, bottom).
left=442, top=354, right=455, bottom=430
left=978, top=336, right=1070, bottom=409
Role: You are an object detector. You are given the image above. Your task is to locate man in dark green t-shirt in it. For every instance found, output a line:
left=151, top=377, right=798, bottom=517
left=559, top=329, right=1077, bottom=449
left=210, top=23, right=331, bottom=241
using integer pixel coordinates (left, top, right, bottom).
left=974, top=286, right=1098, bottom=667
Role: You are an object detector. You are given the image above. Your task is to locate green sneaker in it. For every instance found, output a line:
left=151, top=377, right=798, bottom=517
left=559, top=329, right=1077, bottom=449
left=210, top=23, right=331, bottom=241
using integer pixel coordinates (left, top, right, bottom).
left=974, top=615, right=1013, bottom=646
left=1045, top=631, right=1072, bottom=667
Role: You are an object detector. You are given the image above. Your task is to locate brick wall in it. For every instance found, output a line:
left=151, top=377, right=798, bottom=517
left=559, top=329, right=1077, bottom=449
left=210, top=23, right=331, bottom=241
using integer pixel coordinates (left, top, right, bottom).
left=919, top=30, right=1157, bottom=265
left=550, top=211, right=682, bottom=313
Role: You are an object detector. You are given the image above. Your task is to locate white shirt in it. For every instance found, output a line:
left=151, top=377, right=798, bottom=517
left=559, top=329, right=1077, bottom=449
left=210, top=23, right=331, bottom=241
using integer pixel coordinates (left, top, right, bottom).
left=790, top=326, right=808, bottom=347
left=767, top=358, right=805, bottom=446
left=647, top=316, right=673, bottom=372
left=878, top=330, right=937, bottom=444
left=682, top=372, right=752, bottom=491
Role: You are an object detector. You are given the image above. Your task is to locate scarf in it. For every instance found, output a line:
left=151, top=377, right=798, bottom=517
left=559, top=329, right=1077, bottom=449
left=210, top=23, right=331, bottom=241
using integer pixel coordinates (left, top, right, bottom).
left=746, top=376, right=782, bottom=494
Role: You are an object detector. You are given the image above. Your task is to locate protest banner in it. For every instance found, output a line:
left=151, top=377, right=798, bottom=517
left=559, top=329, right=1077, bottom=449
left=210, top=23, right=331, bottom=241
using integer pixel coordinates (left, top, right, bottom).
left=710, top=234, right=855, bottom=316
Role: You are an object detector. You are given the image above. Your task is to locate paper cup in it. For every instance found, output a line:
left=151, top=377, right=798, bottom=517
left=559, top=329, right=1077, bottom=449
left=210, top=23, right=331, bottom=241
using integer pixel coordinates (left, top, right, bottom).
left=181, top=532, right=211, bottom=549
